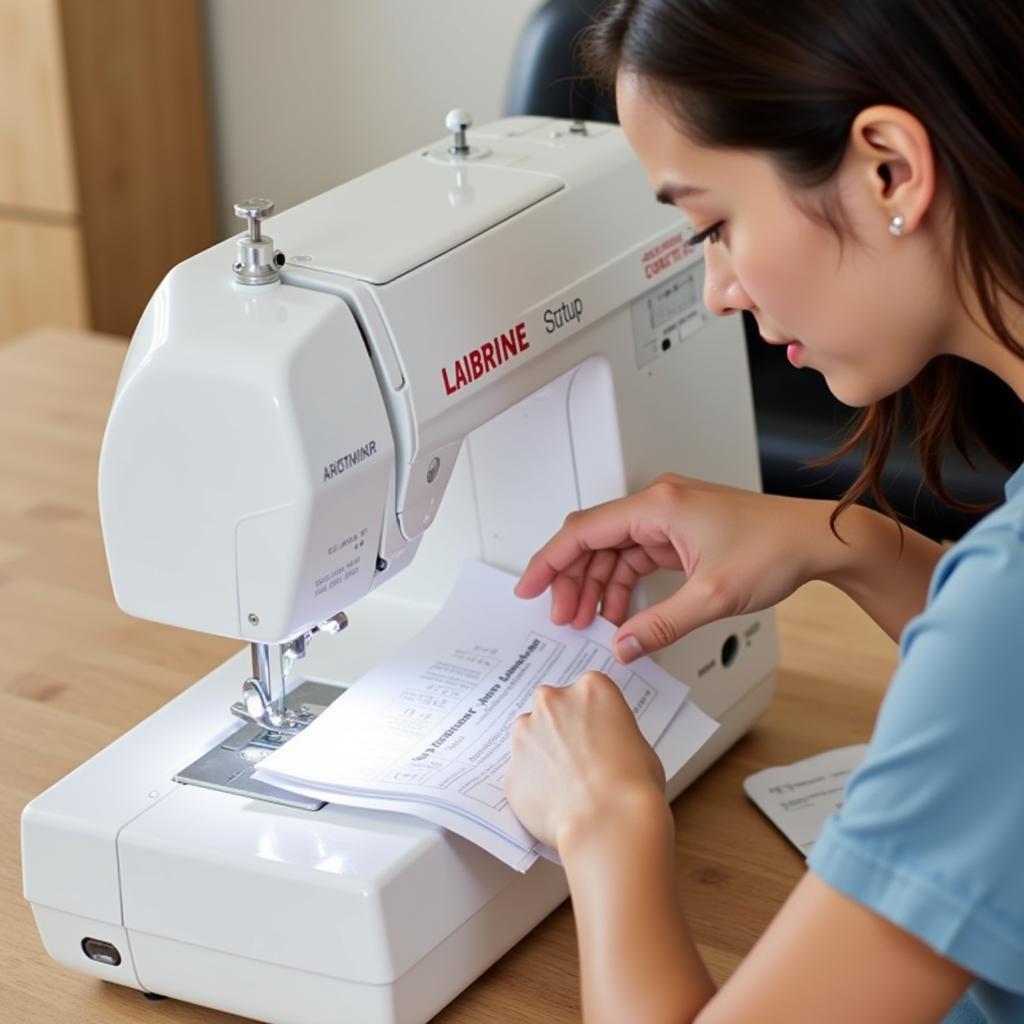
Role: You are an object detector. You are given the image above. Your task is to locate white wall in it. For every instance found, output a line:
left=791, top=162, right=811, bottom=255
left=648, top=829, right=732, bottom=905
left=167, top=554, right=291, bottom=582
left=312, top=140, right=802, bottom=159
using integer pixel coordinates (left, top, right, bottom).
left=204, top=0, right=542, bottom=235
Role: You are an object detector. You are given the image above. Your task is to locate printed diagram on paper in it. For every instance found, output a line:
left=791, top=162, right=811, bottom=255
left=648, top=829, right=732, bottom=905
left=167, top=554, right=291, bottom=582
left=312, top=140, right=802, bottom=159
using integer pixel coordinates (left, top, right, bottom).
left=257, top=560, right=717, bottom=869
left=365, top=628, right=663, bottom=811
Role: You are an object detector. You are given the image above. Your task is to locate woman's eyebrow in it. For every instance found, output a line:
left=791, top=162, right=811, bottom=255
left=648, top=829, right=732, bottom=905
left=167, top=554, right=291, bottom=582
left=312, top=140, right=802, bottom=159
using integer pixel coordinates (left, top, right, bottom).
left=655, top=183, right=708, bottom=204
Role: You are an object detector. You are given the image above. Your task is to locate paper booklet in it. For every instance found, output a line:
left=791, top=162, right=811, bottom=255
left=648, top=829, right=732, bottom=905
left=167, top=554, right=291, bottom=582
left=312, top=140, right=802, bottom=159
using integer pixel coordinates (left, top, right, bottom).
left=256, top=560, right=718, bottom=872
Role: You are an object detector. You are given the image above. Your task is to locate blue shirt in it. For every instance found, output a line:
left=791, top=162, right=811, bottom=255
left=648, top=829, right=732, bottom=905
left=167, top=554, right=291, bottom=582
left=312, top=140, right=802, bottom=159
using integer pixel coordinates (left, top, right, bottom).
left=809, top=461, right=1024, bottom=1023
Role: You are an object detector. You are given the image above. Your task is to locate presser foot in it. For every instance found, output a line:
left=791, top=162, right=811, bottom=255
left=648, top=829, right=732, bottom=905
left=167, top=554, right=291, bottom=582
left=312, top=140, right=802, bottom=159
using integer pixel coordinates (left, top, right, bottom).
left=232, top=614, right=350, bottom=733
left=229, top=678, right=313, bottom=736
left=177, top=680, right=346, bottom=810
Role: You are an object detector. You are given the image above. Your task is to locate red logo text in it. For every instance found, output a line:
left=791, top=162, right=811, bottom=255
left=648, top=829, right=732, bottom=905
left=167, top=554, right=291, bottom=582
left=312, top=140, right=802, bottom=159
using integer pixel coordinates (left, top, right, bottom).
left=442, top=321, right=529, bottom=396
left=641, top=233, right=693, bottom=279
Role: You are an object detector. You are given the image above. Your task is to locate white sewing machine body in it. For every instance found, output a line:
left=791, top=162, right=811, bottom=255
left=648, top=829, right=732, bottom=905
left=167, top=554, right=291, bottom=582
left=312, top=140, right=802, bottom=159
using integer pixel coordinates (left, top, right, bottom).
left=22, top=117, right=778, bottom=1024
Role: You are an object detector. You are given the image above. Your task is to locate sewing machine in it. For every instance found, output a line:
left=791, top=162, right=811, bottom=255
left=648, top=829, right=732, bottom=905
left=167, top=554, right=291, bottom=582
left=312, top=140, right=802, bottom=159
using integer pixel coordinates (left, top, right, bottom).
left=21, top=112, right=777, bottom=1024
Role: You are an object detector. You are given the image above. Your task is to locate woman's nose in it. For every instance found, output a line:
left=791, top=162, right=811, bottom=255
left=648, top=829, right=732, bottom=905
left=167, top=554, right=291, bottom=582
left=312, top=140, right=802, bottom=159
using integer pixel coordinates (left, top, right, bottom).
left=702, top=245, right=753, bottom=317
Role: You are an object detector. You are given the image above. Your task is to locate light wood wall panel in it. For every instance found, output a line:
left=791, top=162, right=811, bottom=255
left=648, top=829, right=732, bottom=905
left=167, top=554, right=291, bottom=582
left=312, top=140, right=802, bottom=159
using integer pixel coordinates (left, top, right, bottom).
left=0, top=0, right=217, bottom=344
left=0, top=218, right=89, bottom=340
left=0, top=0, right=78, bottom=215
left=59, top=0, right=218, bottom=338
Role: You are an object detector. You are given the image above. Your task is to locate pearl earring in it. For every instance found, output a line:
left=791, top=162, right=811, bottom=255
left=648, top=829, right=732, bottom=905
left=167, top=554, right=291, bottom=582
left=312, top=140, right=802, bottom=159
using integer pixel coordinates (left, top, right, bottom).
left=889, top=213, right=906, bottom=237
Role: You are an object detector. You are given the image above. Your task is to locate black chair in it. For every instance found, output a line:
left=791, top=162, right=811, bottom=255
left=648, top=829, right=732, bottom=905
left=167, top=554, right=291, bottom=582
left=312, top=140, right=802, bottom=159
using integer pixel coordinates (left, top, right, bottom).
left=505, top=0, right=1018, bottom=540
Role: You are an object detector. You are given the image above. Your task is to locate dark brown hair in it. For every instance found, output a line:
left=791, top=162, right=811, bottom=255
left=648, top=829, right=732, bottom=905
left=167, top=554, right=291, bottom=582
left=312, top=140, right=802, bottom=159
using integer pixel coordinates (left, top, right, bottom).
left=583, top=0, right=1024, bottom=526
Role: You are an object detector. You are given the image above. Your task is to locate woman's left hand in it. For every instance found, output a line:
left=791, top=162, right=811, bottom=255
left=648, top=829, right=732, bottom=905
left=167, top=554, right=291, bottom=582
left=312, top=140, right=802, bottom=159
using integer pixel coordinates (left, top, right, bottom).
left=505, top=671, right=667, bottom=851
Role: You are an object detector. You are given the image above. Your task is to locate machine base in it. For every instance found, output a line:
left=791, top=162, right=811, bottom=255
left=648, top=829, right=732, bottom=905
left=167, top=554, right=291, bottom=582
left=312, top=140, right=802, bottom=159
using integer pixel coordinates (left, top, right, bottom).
left=25, top=665, right=773, bottom=1024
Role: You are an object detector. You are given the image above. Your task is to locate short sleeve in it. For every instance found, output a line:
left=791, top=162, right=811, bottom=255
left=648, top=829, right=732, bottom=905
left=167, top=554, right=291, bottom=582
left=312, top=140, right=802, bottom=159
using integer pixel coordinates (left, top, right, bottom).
left=808, top=517, right=1024, bottom=995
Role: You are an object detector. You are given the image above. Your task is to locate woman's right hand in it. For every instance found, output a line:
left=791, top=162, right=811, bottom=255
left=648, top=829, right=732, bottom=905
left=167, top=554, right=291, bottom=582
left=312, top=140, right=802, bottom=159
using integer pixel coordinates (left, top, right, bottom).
left=514, top=473, right=840, bottom=663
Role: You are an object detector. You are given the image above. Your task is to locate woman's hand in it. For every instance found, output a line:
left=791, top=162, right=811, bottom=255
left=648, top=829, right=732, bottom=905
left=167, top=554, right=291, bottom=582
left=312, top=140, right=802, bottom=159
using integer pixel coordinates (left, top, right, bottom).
left=515, top=474, right=830, bottom=662
left=505, top=670, right=667, bottom=852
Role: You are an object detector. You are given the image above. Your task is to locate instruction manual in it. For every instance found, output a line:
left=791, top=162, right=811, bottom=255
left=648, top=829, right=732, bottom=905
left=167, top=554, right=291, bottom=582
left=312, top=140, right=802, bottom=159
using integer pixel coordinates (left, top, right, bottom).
left=257, top=560, right=718, bottom=872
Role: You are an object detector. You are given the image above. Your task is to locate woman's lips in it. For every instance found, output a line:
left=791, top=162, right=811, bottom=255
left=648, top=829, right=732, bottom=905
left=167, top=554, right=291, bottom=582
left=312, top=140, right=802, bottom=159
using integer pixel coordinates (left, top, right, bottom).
left=761, top=334, right=804, bottom=367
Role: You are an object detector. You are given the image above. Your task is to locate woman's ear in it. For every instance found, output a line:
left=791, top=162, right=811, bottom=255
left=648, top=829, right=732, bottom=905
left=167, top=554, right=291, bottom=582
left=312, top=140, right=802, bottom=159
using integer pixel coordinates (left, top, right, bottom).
left=848, top=105, right=936, bottom=234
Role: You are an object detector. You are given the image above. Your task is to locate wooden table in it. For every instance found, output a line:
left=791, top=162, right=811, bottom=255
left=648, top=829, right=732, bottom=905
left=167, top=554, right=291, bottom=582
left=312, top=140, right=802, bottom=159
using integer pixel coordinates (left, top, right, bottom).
left=0, top=329, right=899, bottom=1024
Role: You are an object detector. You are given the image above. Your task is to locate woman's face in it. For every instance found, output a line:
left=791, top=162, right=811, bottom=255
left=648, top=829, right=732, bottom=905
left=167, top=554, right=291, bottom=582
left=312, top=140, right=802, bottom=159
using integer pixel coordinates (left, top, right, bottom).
left=616, top=72, right=955, bottom=408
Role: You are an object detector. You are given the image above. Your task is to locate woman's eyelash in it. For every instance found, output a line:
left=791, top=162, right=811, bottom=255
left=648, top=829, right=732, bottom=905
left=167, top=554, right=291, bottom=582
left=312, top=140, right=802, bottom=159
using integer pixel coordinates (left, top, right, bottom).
left=686, top=221, right=725, bottom=246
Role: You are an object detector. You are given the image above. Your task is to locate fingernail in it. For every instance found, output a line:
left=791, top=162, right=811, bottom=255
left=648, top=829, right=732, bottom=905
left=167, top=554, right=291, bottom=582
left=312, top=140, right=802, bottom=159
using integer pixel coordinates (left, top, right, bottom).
left=615, top=634, right=643, bottom=664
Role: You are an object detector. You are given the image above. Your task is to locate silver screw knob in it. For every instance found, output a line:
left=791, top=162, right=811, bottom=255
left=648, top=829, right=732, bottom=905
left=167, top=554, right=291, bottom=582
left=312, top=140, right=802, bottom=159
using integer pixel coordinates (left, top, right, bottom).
left=231, top=197, right=283, bottom=286
left=446, top=108, right=472, bottom=156
left=234, top=198, right=275, bottom=242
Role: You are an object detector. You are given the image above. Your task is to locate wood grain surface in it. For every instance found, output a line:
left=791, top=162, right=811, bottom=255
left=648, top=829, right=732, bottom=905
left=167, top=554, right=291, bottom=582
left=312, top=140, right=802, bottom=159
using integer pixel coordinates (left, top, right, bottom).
left=0, top=0, right=78, bottom=215
left=0, top=329, right=899, bottom=1024
left=0, top=218, right=89, bottom=342
left=58, top=0, right=219, bottom=338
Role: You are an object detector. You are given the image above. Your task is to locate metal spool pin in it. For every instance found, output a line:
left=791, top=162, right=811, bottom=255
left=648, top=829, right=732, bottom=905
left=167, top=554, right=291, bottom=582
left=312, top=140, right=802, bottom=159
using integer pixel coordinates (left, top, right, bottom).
left=232, top=198, right=284, bottom=285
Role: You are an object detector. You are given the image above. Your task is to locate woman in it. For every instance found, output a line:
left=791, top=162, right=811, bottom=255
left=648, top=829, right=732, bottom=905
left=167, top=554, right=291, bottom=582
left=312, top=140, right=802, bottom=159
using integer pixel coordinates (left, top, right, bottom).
left=503, top=2, right=1024, bottom=1022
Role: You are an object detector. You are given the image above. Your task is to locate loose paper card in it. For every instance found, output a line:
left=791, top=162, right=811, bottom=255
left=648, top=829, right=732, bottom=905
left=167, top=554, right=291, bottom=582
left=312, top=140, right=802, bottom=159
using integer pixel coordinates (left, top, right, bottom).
left=744, top=744, right=868, bottom=856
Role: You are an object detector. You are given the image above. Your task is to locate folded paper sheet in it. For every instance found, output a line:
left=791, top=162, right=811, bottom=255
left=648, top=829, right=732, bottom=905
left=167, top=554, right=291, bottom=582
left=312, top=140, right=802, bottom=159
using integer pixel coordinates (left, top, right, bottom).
left=258, top=561, right=718, bottom=870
